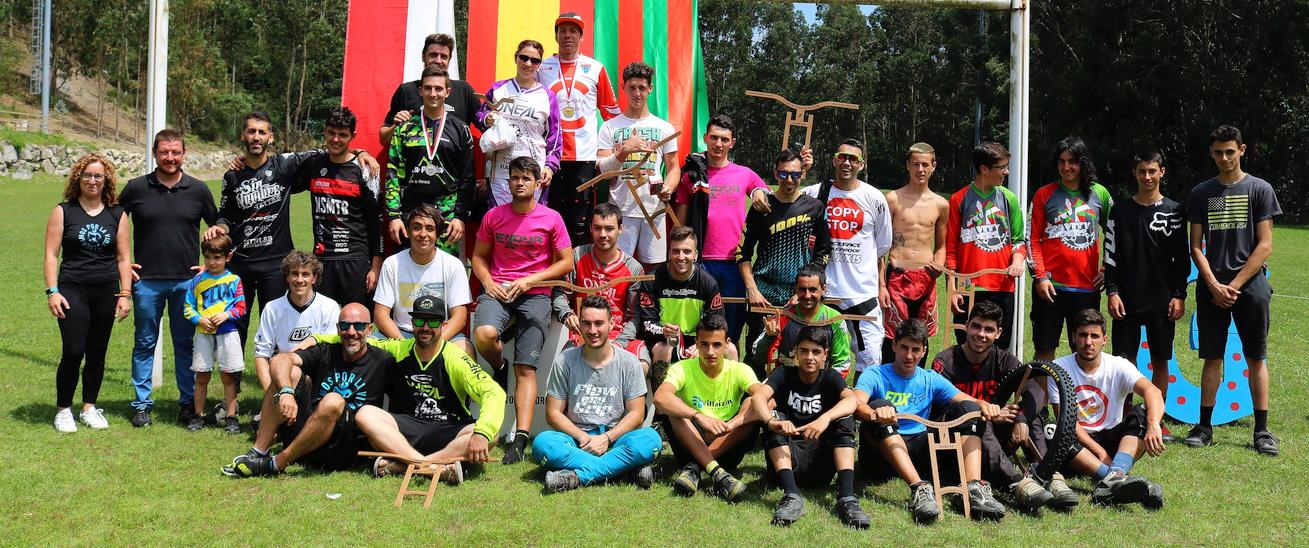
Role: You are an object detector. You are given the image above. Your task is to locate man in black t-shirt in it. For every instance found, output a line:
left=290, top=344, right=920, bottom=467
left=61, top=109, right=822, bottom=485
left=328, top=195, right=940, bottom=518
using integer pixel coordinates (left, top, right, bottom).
left=633, top=228, right=730, bottom=370
left=119, top=129, right=218, bottom=429
left=378, top=33, right=480, bottom=147
left=225, top=303, right=393, bottom=477
left=750, top=326, right=867, bottom=528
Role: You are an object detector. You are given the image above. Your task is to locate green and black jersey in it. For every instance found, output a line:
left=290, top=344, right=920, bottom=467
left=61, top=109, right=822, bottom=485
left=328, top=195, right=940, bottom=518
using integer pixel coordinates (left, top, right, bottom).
left=634, top=265, right=724, bottom=349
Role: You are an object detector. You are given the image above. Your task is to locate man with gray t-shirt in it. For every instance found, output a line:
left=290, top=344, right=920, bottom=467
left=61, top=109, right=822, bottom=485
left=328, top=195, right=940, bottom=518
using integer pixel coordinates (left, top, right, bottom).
left=1183, top=125, right=1281, bottom=456
left=531, top=296, right=662, bottom=491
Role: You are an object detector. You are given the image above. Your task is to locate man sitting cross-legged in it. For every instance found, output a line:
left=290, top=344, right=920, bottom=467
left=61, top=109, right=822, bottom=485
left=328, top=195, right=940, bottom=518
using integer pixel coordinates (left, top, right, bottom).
left=748, top=263, right=853, bottom=381
left=1050, top=309, right=1165, bottom=509
left=532, top=296, right=663, bottom=492
left=853, top=319, right=1009, bottom=523
left=750, top=326, right=869, bottom=529
left=224, top=303, right=392, bottom=477
left=653, top=313, right=762, bottom=502
left=305, top=295, right=505, bottom=485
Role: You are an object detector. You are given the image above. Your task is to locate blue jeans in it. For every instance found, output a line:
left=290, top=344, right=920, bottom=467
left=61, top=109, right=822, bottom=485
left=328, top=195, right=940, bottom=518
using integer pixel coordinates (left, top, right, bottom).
left=131, top=278, right=196, bottom=410
left=531, top=426, right=662, bottom=485
left=702, top=260, right=745, bottom=344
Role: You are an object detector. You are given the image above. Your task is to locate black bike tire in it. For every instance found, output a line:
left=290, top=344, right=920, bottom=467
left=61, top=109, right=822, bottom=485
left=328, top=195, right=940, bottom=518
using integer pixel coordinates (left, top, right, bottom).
left=989, top=360, right=1079, bottom=483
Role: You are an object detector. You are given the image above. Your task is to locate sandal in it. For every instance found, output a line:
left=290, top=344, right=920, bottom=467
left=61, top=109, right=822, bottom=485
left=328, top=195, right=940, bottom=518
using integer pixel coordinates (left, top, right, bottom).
left=372, top=456, right=393, bottom=479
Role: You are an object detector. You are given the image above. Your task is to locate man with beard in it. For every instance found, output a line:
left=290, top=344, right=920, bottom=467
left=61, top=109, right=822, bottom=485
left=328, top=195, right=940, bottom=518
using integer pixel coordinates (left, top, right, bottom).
left=373, top=204, right=472, bottom=354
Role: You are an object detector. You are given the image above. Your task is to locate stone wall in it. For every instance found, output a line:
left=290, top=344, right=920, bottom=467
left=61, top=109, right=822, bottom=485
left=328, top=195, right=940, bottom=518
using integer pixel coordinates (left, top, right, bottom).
left=0, top=141, right=230, bottom=180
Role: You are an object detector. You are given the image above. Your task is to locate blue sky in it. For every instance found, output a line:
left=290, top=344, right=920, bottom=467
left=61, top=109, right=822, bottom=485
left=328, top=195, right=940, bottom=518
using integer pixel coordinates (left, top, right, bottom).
left=794, top=2, right=878, bottom=23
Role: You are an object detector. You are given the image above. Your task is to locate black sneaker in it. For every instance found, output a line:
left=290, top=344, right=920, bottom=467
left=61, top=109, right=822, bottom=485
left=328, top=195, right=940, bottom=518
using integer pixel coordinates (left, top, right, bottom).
left=1091, top=471, right=1151, bottom=506
left=186, top=415, right=205, bottom=432
left=710, top=467, right=747, bottom=503
left=909, top=481, right=941, bottom=524
left=178, top=406, right=199, bottom=426
left=1183, top=425, right=1214, bottom=448
left=834, top=496, right=871, bottom=529
left=1143, top=480, right=1164, bottom=510
left=626, top=465, right=655, bottom=490
left=502, top=432, right=528, bottom=465
left=966, top=480, right=1006, bottom=521
left=131, top=408, right=153, bottom=428
left=223, top=416, right=241, bottom=435
left=771, top=493, right=806, bottom=526
left=545, top=470, right=581, bottom=493
left=673, top=463, right=701, bottom=496
left=1253, top=430, right=1280, bottom=456
left=224, top=454, right=278, bottom=478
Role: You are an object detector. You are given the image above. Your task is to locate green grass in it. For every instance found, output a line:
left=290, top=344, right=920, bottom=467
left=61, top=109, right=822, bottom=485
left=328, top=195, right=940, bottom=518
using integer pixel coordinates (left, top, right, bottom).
left=0, top=128, right=95, bottom=149
left=2, top=176, right=1308, bottom=544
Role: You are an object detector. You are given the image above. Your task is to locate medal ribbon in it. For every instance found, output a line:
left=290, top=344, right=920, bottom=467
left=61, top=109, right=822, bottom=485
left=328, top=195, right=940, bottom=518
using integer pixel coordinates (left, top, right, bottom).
left=420, top=111, right=447, bottom=167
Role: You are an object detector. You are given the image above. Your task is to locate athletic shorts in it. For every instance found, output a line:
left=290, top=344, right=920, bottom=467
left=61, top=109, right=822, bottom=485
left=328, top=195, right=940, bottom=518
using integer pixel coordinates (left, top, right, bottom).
left=1030, top=288, right=1101, bottom=352
left=474, top=293, right=551, bottom=368
left=622, top=339, right=651, bottom=364
left=1112, top=314, right=1176, bottom=365
left=857, top=399, right=981, bottom=485
left=836, top=296, right=884, bottom=373
left=616, top=214, right=667, bottom=264
left=1195, top=274, right=1270, bottom=361
left=657, top=413, right=758, bottom=470
left=191, top=331, right=244, bottom=373
left=278, top=379, right=365, bottom=470
left=883, top=266, right=939, bottom=338
left=764, top=413, right=855, bottom=487
left=318, top=258, right=374, bottom=308
left=393, top=414, right=473, bottom=455
left=1087, top=404, right=1146, bottom=456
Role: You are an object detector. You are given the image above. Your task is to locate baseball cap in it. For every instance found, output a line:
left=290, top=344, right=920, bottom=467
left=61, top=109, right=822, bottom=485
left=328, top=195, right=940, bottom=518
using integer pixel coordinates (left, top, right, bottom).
left=555, top=12, right=585, bottom=33
left=411, top=295, right=446, bottom=321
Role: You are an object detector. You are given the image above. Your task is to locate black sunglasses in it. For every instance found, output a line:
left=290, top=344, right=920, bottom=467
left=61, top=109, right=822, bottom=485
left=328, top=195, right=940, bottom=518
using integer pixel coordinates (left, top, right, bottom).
left=337, top=321, right=369, bottom=333
left=517, top=54, right=543, bottom=65
left=776, top=170, right=803, bottom=181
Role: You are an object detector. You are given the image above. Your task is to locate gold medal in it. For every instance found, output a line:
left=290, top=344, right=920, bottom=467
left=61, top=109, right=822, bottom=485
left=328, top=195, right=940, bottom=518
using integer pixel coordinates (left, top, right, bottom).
left=562, top=105, right=576, bottom=118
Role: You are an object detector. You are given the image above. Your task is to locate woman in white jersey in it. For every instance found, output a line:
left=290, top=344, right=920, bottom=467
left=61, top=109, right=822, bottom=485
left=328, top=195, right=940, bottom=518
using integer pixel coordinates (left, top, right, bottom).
left=476, top=39, right=562, bottom=208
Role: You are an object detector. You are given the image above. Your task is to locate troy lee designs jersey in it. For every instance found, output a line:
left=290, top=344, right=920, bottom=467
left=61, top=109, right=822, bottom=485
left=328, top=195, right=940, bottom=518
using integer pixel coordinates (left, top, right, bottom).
left=537, top=53, right=621, bottom=162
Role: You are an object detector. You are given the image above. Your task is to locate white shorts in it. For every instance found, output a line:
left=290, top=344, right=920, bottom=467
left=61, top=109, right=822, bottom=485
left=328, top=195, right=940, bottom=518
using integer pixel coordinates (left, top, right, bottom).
left=836, top=296, right=884, bottom=373
left=616, top=214, right=667, bottom=264
left=192, top=331, right=245, bottom=373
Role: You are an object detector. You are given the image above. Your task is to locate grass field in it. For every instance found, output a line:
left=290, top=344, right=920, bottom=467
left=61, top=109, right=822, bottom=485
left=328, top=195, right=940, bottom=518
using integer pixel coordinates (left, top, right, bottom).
left=2, top=173, right=1307, bottom=544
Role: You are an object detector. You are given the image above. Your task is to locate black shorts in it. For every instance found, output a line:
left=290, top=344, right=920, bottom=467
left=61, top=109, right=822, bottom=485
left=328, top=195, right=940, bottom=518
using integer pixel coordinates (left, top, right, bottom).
left=1195, top=274, right=1271, bottom=360
left=1112, top=314, right=1176, bottom=365
left=1031, top=289, right=1101, bottom=352
left=1087, top=404, right=1146, bottom=455
left=318, top=258, right=374, bottom=308
left=277, top=381, right=365, bottom=470
left=980, top=415, right=1047, bottom=486
left=229, top=259, right=287, bottom=346
left=858, top=399, right=981, bottom=484
left=764, top=414, right=855, bottom=487
left=953, top=290, right=1015, bottom=351
left=393, top=414, right=473, bottom=455
left=547, top=160, right=598, bottom=246
left=657, top=413, right=758, bottom=471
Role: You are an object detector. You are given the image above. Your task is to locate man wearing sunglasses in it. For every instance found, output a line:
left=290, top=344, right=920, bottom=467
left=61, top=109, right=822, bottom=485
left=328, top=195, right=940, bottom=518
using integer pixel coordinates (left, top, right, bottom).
left=880, top=142, right=949, bottom=366
left=225, top=303, right=393, bottom=477
left=801, top=139, right=893, bottom=376
left=373, top=203, right=472, bottom=354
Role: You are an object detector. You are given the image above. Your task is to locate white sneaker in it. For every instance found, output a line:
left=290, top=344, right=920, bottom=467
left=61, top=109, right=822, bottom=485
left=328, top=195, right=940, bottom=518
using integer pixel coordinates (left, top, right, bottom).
left=79, top=407, right=109, bottom=429
left=54, top=408, right=77, bottom=433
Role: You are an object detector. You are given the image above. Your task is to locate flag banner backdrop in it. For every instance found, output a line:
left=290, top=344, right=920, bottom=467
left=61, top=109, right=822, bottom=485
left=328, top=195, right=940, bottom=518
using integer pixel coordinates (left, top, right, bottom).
left=343, top=0, right=708, bottom=156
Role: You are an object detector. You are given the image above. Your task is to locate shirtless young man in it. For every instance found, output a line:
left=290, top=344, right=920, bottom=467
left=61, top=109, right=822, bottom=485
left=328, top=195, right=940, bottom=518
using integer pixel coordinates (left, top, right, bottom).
left=879, top=143, right=949, bottom=365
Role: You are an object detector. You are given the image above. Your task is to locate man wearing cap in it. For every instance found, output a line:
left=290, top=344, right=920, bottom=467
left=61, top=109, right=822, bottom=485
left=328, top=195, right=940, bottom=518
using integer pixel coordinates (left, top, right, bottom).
left=304, top=294, right=506, bottom=484
left=538, top=11, right=623, bottom=245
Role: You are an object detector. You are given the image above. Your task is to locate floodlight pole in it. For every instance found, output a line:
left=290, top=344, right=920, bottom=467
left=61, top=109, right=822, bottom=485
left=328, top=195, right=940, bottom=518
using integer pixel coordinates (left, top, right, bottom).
left=145, top=0, right=168, bottom=173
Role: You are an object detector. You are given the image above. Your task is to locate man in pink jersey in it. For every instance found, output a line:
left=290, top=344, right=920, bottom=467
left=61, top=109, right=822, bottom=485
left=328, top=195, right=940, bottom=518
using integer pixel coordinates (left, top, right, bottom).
left=539, top=12, right=622, bottom=246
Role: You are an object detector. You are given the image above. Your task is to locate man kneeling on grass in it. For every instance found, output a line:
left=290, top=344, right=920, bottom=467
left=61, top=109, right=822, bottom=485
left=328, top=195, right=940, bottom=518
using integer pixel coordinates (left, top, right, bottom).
left=306, top=295, right=505, bottom=485
left=225, top=303, right=391, bottom=477
left=533, top=296, right=662, bottom=492
left=853, top=319, right=1010, bottom=523
left=1050, top=309, right=1165, bottom=509
left=750, top=326, right=869, bottom=528
left=653, top=313, right=763, bottom=502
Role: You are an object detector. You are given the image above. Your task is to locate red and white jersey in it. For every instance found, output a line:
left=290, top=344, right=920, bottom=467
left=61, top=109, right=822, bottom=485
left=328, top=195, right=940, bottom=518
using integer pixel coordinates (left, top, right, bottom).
left=538, top=53, right=621, bottom=162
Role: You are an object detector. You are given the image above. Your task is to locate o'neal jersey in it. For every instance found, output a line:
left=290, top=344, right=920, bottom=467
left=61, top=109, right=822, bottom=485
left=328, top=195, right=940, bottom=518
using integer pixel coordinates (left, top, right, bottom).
left=253, top=293, right=341, bottom=359
left=537, top=53, right=621, bottom=161
left=217, top=151, right=321, bottom=265
left=635, top=265, right=723, bottom=347
left=945, top=183, right=1026, bottom=292
left=299, top=155, right=383, bottom=261
left=1028, top=182, right=1113, bottom=290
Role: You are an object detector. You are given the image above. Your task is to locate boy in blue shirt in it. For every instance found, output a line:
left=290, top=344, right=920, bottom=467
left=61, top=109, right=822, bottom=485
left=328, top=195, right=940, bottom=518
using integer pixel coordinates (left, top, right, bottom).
left=183, top=234, right=247, bottom=434
left=853, top=319, right=1009, bottom=523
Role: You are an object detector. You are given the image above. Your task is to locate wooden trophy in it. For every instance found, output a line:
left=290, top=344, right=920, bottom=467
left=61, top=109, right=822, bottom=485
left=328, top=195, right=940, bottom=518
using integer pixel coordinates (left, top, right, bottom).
left=576, top=131, right=683, bottom=237
left=745, top=90, right=859, bottom=150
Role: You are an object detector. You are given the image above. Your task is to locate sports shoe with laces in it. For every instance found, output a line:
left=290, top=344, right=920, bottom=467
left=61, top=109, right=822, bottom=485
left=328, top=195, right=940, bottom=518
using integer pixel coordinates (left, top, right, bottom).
left=1183, top=424, right=1214, bottom=448
left=545, top=469, right=580, bottom=492
left=224, top=454, right=278, bottom=478
left=131, top=408, right=152, bottom=428
left=834, top=496, right=871, bottom=529
left=1253, top=430, right=1280, bottom=457
left=711, top=467, right=746, bottom=503
left=1091, top=470, right=1150, bottom=506
left=626, top=465, right=655, bottom=490
left=502, top=432, right=528, bottom=465
left=178, top=406, right=199, bottom=426
left=771, top=493, right=806, bottom=526
left=186, top=415, right=206, bottom=432
left=54, top=408, right=77, bottom=433
left=223, top=416, right=241, bottom=435
left=966, top=480, right=1006, bottom=521
left=909, top=481, right=941, bottom=523
left=1012, top=476, right=1054, bottom=512
left=1143, top=480, right=1164, bottom=510
left=673, top=463, right=701, bottom=496
left=79, top=407, right=109, bottom=429
left=1044, top=472, right=1079, bottom=511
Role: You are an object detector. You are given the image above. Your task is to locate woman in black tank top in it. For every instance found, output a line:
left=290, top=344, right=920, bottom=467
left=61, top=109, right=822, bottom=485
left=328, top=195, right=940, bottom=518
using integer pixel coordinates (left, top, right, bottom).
left=42, top=153, right=133, bottom=432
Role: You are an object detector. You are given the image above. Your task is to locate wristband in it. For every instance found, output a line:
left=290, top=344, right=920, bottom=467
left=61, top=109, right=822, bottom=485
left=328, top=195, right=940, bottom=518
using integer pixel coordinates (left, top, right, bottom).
left=604, top=432, right=613, bottom=444
left=276, top=386, right=296, bottom=399
left=597, top=153, right=622, bottom=173
left=46, top=287, right=59, bottom=296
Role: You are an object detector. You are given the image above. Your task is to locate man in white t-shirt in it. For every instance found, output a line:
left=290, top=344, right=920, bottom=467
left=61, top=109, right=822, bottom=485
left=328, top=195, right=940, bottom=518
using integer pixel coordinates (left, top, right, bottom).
left=801, top=139, right=893, bottom=373
left=373, top=204, right=472, bottom=354
left=596, top=62, right=680, bottom=270
left=1050, top=309, right=1166, bottom=508
left=252, top=251, right=340, bottom=422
